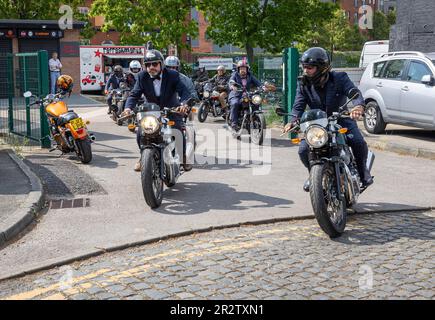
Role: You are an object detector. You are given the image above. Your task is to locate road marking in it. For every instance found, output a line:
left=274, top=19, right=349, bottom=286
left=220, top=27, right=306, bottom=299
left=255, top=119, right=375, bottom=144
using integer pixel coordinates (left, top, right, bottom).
left=2, top=225, right=317, bottom=299
left=2, top=268, right=111, bottom=300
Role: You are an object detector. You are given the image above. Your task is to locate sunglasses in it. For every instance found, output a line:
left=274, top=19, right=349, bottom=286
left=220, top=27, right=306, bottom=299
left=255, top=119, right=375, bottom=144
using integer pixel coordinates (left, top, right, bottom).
left=145, top=62, right=160, bottom=68
left=302, top=65, right=316, bottom=70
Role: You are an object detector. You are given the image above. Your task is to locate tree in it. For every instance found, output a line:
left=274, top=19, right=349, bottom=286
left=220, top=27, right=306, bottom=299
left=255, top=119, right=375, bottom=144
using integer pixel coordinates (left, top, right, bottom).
left=368, top=11, right=391, bottom=40
left=90, top=0, right=198, bottom=50
left=297, top=8, right=368, bottom=56
left=0, top=0, right=95, bottom=39
left=197, top=0, right=336, bottom=64
left=386, top=9, right=396, bottom=26
left=297, top=9, right=348, bottom=56
left=341, top=24, right=368, bottom=51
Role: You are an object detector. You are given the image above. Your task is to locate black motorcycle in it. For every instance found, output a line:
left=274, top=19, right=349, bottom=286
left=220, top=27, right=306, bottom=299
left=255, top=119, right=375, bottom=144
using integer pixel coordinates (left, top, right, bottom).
left=228, top=81, right=269, bottom=145
left=109, top=81, right=130, bottom=124
left=137, top=99, right=196, bottom=208
left=193, top=80, right=208, bottom=101
left=197, top=82, right=228, bottom=123
left=276, top=89, right=375, bottom=238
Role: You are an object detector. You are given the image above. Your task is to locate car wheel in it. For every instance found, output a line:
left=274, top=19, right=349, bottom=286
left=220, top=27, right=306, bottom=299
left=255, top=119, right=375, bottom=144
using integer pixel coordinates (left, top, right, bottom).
left=364, top=101, right=386, bottom=134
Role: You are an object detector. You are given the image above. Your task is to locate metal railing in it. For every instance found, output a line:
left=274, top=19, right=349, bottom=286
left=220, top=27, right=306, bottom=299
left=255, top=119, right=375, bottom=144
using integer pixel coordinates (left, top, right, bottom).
left=0, top=51, right=50, bottom=148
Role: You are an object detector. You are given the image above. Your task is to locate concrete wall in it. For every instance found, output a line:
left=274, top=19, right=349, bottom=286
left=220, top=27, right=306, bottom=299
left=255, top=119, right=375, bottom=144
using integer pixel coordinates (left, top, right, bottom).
left=390, top=0, right=435, bottom=52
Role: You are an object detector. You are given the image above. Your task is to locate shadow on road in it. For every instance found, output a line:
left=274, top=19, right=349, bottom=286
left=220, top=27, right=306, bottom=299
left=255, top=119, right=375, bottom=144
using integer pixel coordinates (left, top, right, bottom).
left=154, top=182, right=293, bottom=215
left=88, top=131, right=132, bottom=143
left=193, top=157, right=272, bottom=171
left=383, top=129, right=435, bottom=143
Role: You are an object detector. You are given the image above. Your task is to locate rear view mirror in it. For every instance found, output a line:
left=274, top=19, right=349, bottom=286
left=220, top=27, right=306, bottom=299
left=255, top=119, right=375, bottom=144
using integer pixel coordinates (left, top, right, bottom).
left=186, top=98, right=196, bottom=107
left=421, top=75, right=434, bottom=86
left=23, top=91, right=32, bottom=98
left=275, top=107, right=287, bottom=116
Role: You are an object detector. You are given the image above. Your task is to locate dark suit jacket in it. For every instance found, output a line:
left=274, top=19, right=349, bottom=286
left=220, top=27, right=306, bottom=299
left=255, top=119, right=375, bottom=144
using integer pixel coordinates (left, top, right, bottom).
left=291, top=71, right=365, bottom=121
left=125, top=68, right=190, bottom=110
left=105, top=74, right=124, bottom=91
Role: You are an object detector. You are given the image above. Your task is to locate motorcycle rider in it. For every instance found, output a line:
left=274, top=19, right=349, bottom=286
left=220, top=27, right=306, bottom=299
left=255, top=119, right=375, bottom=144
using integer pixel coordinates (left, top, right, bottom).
left=210, top=65, right=230, bottom=110
left=126, top=60, right=142, bottom=88
left=282, top=47, right=373, bottom=191
left=228, top=59, right=262, bottom=132
left=105, top=65, right=126, bottom=114
left=192, top=66, right=209, bottom=82
left=121, top=49, right=192, bottom=172
left=164, top=55, right=198, bottom=100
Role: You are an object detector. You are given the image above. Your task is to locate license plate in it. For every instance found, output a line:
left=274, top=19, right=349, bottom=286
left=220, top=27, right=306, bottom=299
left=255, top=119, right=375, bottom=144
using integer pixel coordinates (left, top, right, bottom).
left=70, top=117, right=84, bottom=130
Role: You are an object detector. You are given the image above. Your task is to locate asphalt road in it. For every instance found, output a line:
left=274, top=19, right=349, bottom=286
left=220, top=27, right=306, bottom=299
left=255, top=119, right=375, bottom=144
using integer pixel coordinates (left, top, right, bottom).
left=0, top=106, right=434, bottom=281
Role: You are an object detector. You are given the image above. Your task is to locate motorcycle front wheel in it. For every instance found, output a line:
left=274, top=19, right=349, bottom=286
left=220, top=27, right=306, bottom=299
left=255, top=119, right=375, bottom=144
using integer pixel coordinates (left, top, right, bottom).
left=198, top=102, right=208, bottom=123
left=310, top=163, right=346, bottom=238
left=141, top=148, right=163, bottom=208
left=250, top=113, right=266, bottom=145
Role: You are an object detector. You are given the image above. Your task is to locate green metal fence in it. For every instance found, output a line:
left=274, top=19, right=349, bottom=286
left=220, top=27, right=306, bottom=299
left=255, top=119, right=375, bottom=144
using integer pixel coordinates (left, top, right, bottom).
left=0, top=50, right=50, bottom=148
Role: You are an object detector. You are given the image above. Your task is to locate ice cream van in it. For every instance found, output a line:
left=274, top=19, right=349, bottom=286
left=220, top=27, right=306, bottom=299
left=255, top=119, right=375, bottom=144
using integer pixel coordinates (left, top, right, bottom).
left=80, top=45, right=145, bottom=92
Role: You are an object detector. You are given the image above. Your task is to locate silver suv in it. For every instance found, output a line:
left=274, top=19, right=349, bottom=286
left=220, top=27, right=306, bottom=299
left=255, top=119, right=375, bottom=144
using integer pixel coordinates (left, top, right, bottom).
left=359, top=51, right=435, bottom=133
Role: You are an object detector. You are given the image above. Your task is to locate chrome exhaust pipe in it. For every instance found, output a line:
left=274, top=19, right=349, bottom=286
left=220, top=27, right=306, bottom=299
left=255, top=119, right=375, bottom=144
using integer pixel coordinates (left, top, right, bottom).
left=89, top=134, right=96, bottom=141
left=366, top=150, right=375, bottom=172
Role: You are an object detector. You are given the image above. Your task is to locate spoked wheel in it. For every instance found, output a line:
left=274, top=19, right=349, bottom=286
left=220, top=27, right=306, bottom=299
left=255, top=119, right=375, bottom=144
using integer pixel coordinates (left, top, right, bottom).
left=250, top=113, right=266, bottom=145
left=116, top=102, right=124, bottom=125
left=141, top=148, right=163, bottom=208
left=310, top=163, right=346, bottom=238
left=198, top=102, right=208, bottom=123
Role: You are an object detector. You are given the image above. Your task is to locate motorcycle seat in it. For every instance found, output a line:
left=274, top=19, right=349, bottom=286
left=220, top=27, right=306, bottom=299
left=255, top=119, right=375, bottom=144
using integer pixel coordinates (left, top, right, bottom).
left=57, top=111, right=79, bottom=126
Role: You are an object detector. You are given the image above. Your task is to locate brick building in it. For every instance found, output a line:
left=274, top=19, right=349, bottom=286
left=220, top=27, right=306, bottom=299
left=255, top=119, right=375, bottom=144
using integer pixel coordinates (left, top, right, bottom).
left=323, top=0, right=379, bottom=26
left=0, top=19, right=85, bottom=94
left=389, top=0, right=435, bottom=52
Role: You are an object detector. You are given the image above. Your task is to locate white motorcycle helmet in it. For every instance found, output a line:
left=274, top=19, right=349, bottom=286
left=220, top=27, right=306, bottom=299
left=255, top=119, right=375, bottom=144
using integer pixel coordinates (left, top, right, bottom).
left=129, top=60, right=142, bottom=74
left=164, top=56, right=180, bottom=70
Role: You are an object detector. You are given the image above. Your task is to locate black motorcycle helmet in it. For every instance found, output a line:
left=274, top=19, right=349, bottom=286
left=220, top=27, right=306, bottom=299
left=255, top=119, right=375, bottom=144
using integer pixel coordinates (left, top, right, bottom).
left=143, top=49, right=164, bottom=67
left=113, top=65, right=123, bottom=77
left=300, top=47, right=331, bottom=86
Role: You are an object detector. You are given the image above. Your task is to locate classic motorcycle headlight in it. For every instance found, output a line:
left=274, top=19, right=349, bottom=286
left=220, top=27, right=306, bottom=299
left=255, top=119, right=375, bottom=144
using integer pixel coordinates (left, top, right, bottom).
left=306, top=126, right=328, bottom=148
left=140, top=115, right=160, bottom=134
left=252, top=94, right=262, bottom=105
left=203, top=91, right=210, bottom=98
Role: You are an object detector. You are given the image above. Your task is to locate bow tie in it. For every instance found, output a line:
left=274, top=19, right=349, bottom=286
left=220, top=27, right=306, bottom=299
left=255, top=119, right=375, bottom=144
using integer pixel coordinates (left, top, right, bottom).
left=152, top=75, right=161, bottom=81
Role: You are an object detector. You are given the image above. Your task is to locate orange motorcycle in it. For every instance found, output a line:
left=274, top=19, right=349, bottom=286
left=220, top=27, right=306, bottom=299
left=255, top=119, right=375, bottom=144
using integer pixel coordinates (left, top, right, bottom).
left=23, top=91, right=95, bottom=163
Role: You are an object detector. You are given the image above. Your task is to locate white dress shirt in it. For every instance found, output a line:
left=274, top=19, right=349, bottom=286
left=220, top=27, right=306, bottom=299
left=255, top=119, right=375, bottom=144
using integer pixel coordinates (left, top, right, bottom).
left=152, top=73, right=162, bottom=97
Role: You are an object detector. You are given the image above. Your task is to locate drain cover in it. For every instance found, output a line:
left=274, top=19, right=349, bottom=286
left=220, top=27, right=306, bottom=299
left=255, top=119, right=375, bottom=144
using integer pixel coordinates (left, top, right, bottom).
left=50, top=198, right=90, bottom=210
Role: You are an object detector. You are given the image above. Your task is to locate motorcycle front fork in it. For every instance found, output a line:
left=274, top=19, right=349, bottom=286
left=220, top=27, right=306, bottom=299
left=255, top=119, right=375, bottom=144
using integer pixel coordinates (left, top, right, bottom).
left=333, top=161, right=345, bottom=201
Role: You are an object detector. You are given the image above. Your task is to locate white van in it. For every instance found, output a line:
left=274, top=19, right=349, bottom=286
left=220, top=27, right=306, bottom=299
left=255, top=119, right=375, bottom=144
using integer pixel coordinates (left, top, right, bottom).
left=359, top=40, right=390, bottom=69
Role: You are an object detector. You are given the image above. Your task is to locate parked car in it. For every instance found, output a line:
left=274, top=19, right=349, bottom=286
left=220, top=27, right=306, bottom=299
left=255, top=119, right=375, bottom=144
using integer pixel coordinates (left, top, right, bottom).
left=359, top=40, right=390, bottom=69
left=359, top=51, right=435, bottom=133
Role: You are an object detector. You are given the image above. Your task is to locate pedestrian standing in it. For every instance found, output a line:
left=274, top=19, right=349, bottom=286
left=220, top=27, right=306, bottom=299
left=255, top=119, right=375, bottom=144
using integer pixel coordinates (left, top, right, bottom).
left=49, top=52, right=62, bottom=94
